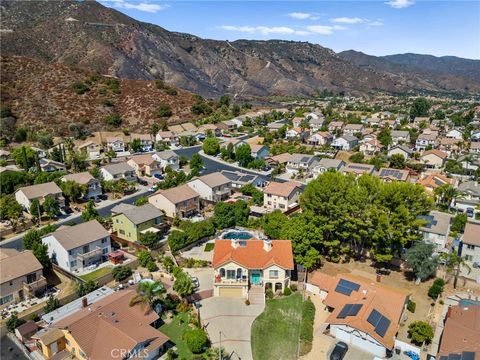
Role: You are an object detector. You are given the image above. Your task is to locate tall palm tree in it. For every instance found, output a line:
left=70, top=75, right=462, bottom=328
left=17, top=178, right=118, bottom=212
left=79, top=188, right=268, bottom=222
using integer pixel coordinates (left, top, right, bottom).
left=129, top=280, right=165, bottom=313
left=440, top=252, right=472, bottom=288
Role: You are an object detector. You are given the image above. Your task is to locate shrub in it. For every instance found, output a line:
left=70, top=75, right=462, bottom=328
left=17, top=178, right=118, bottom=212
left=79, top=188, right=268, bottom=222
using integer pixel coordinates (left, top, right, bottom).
left=290, top=284, right=298, bottom=292
left=265, top=288, right=274, bottom=299
left=428, top=278, right=445, bottom=299
left=146, top=261, right=158, bottom=272
left=73, top=81, right=90, bottom=95
left=408, top=321, right=434, bottom=345
left=204, top=243, right=214, bottom=252
left=184, top=329, right=209, bottom=354
left=104, top=113, right=122, bottom=127
left=157, top=104, right=172, bottom=118
left=164, top=87, right=178, bottom=96
left=299, top=298, right=316, bottom=355
left=407, top=300, right=416, bottom=313
left=6, top=313, right=24, bottom=332
left=112, top=265, right=132, bottom=282
left=283, top=287, right=292, bottom=296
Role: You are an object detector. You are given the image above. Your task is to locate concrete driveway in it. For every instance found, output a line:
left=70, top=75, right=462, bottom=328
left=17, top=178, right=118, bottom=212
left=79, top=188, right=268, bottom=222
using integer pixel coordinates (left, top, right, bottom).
left=181, top=242, right=214, bottom=262
left=200, top=297, right=264, bottom=360
left=183, top=267, right=214, bottom=293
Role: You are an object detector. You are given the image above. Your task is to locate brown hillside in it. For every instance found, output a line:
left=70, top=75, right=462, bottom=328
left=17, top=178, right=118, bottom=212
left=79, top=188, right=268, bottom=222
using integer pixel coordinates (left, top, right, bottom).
left=0, top=55, right=196, bottom=135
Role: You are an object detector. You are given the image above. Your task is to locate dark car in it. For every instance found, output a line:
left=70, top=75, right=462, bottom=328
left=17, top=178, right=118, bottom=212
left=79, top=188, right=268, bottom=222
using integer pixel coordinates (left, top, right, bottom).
left=153, top=173, right=164, bottom=180
left=98, top=194, right=108, bottom=201
left=137, top=178, right=148, bottom=186
left=64, top=207, right=73, bottom=214
left=330, top=342, right=348, bottom=360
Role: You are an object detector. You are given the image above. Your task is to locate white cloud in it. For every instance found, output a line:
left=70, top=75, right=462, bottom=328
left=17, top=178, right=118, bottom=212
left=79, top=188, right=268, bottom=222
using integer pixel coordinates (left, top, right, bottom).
left=306, top=25, right=335, bottom=35
left=288, top=12, right=312, bottom=20
left=385, top=0, right=415, bottom=9
left=219, top=25, right=307, bottom=36
left=367, top=20, right=384, bottom=27
left=104, top=0, right=169, bottom=13
left=330, top=17, right=365, bottom=24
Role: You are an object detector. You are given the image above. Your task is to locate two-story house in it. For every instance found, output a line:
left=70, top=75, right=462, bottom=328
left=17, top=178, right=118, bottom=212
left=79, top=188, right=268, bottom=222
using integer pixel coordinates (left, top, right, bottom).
left=106, top=137, right=125, bottom=153
left=0, top=249, right=46, bottom=309
left=331, top=135, right=359, bottom=151
left=39, top=159, right=67, bottom=172
left=387, top=145, right=413, bottom=160
left=263, top=181, right=302, bottom=211
left=312, top=159, right=345, bottom=177
left=459, top=221, right=480, bottom=267
left=187, top=172, right=232, bottom=203
left=452, top=181, right=480, bottom=216
left=42, top=220, right=111, bottom=272
left=212, top=238, right=294, bottom=298
left=420, top=149, right=448, bottom=169
left=343, top=124, right=364, bottom=136
left=100, top=162, right=136, bottom=182
left=328, top=121, right=344, bottom=134
left=78, top=141, right=101, bottom=159
left=418, top=211, right=452, bottom=249
left=149, top=184, right=200, bottom=219
left=250, top=144, right=270, bottom=160
left=15, top=182, right=65, bottom=211
left=416, top=131, right=439, bottom=151
left=308, top=132, right=333, bottom=146
left=112, top=203, right=165, bottom=242
left=153, top=150, right=180, bottom=172
left=127, top=154, right=162, bottom=177
left=155, top=131, right=179, bottom=146
left=61, top=172, right=102, bottom=200
left=134, top=134, right=154, bottom=152
left=285, top=154, right=319, bottom=175
left=391, top=130, right=411, bottom=145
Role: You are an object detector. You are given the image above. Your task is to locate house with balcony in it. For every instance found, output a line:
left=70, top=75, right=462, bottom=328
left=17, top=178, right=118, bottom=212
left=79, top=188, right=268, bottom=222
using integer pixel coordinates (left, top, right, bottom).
left=343, top=123, right=364, bottom=136
left=416, top=131, right=439, bottom=151
left=187, top=172, right=232, bottom=203
left=149, top=184, right=200, bottom=219
left=153, top=150, right=180, bottom=172
left=263, top=180, right=302, bottom=211
left=42, top=220, right=111, bottom=273
left=106, top=137, right=125, bottom=153
left=0, top=249, right=47, bottom=309
left=15, top=182, right=65, bottom=211
left=155, top=131, right=179, bottom=146
left=212, top=238, right=294, bottom=298
left=100, top=162, right=136, bottom=182
left=127, top=154, right=162, bottom=177
left=61, top=172, right=102, bottom=200
left=112, top=203, right=165, bottom=242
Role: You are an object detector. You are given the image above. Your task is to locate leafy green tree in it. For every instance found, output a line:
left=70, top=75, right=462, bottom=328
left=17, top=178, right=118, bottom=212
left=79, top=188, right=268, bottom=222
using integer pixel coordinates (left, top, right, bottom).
left=43, top=195, right=60, bottom=218
left=184, top=328, right=209, bottom=354
left=189, top=154, right=203, bottom=173
left=104, top=113, right=122, bottom=127
left=173, top=271, right=193, bottom=298
left=6, top=313, right=24, bottom=332
left=11, top=146, right=36, bottom=169
left=0, top=195, right=23, bottom=231
left=134, top=196, right=148, bottom=206
left=44, top=295, right=60, bottom=312
left=428, top=278, right=445, bottom=299
left=81, top=200, right=99, bottom=222
left=76, top=280, right=100, bottom=297
left=32, top=242, right=51, bottom=269
left=377, top=128, right=392, bottom=147
left=30, top=199, right=43, bottom=221
left=202, top=137, right=220, bottom=155
left=410, top=97, right=431, bottom=119
left=390, top=154, right=406, bottom=169
left=217, top=95, right=230, bottom=108
left=0, top=115, right=17, bottom=143
left=112, top=266, right=133, bottom=282
left=23, top=229, right=41, bottom=250
left=261, top=210, right=288, bottom=239
left=444, top=160, right=463, bottom=175
left=349, top=152, right=364, bottom=163
left=408, top=321, right=433, bottom=345
left=162, top=256, right=175, bottom=273
left=137, top=250, right=155, bottom=267
left=405, top=242, right=438, bottom=282
left=213, top=201, right=249, bottom=229
left=60, top=180, right=87, bottom=204
left=239, top=183, right=263, bottom=205
left=0, top=170, right=33, bottom=194
left=235, top=143, right=253, bottom=167
left=168, top=230, right=189, bottom=252
left=434, top=184, right=457, bottom=208
left=139, top=231, right=159, bottom=249
left=130, top=138, right=143, bottom=153
left=129, top=280, right=165, bottom=311
left=450, top=214, right=467, bottom=234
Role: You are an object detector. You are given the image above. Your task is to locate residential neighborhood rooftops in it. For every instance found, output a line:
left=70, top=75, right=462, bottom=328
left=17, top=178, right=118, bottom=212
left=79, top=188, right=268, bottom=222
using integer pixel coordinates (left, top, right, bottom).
left=264, top=181, right=301, bottom=198
left=15, top=181, right=62, bottom=199
left=62, top=172, right=96, bottom=185
left=212, top=239, right=294, bottom=270
left=422, top=149, right=448, bottom=159
left=458, top=181, right=480, bottom=197
left=419, top=211, right=452, bottom=235
left=191, top=172, right=231, bottom=188
left=343, top=163, right=375, bottom=175
left=114, top=203, right=163, bottom=225
left=128, top=154, right=156, bottom=166
left=154, top=150, right=178, bottom=160
left=462, top=221, right=480, bottom=246
left=0, top=249, right=43, bottom=284
left=45, top=220, right=109, bottom=250
left=378, top=168, right=410, bottom=181
left=101, top=162, right=134, bottom=175
left=154, top=184, right=199, bottom=204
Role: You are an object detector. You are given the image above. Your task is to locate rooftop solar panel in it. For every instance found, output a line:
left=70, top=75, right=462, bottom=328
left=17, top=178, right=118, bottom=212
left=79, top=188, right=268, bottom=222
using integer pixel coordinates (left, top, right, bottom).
left=349, top=303, right=363, bottom=316
left=337, top=304, right=352, bottom=319
left=338, top=279, right=360, bottom=291
left=375, top=317, right=391, bottom=337
left=367, top=309, right=382, bottom=326
left=334, top=284, right=353, bottom=296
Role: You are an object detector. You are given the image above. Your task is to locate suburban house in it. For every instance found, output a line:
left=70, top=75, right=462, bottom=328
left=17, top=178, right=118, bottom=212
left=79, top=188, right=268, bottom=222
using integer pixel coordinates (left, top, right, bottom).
left=220, top=170, right=265, bottom=189
left=391, top=130, right=411, bottom=145
left=460, top=221, right=480, bottom=266
left=222, top=119, right=238, bottom=131
left=452, top=181, right=480, bottom=216
left=421, top=149, right=448, bottom=169
left=197, top=124, right=222, bottom=137
left=0, top=249, right=46, bottom=309
left=263, top=181, right=302, bottom=211
left=343, top=123, right=364, bottom=136
left=437, top=305, right=480, bottom=359
left=413, top=116, right=430, bottom=127
left=149, top=184, right=200, bottom=219
left=377, top=168, right=410, bottom=182
left=439, top=138, right=461, bottom=157
left=418, top=211, right=452, bottom=249
left=309, top=117, right=325, bottom=132
left=308, top=131, right=333, bottom=146
left=106, top=137, right=125, bottom=153
left=250, top=144, right=269, bottom=159
left=15, top=182, right=65, bottom=210
left=212, top=238, right=294, bottom=298
left=35, top=290, right=169, bottom=360
left=111, top=203, right=165, bottom=242
left=470, top=142, right=480, bottom=155
left=39, top=159, right=67, bottom=172
left=61, top=172, right=102, bottom=200
left=360, top=139, right=384, bottom=155
left=285, top=127, right=309, bottom=140
left=100, top=162, right=136, bottom=182
left=387, top=145, right=412, bottom=159
left=292, top=117, right=304, bottom=128
left=328, top=121, right=344, bottom=134
left=307, top=272, right=410, bottom=358
left=78, top=141, right=101, bottom=159
left=416, top=132, right=439, bottom=151
left=127, top=154, right=162, bottom=177
left=417, top=173, right=457, bottom=194
left=155, top=131, right=179, bottom=146
left=342, top=163, right=376, bottom=177
left=445, top=129, right=463, bottom=140
left=285, top=154, right=319, bottom=175
left=42, top=220, right=111, bottom=273
left=312, top=158, right=345, bottom=177
left=134, top=134, right=154, bottom=152
left=331, top=135, right=359, bottom=151
left=187, top=172, right=232, bottom=203
left=152, top=150, right=180, bottom=172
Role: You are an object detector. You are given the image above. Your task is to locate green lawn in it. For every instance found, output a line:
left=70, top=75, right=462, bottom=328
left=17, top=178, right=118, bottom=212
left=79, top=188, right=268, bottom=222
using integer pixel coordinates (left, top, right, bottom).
left=159, top=312, right=194, bottom=359
left=251, top=293, right=303, bottom=360
left=79, top=267, right=112, bottom=282
left=204, top=243, right=215, bottom=252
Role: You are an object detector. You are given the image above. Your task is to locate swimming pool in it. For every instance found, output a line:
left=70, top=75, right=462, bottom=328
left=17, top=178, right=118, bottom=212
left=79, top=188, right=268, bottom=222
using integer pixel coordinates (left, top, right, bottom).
left=459, top=299, right=480, bottom=307
left=222, top=231, right=254, bottom=240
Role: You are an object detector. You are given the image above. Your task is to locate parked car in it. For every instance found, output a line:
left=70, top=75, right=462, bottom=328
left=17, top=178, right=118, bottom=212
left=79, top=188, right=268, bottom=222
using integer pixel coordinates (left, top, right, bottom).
left=330, top=342, right=348, bottom=360
left=466, top=207, right=475, bottom=217
left=148, top=186, right=157, bottom=192
left=137, top=178, right=148, bottom=186
left=153, top=173, right=164, bottom=180
left=98, top=194, right=108, bottom=201
left=190, top=276, right=200, bottom=289
left=64, top=207, right=73, bottom=214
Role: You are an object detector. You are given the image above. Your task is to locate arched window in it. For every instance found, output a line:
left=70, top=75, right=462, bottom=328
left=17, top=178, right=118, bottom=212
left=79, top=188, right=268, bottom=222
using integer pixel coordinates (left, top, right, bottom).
left=236, top=268, right=242, bottom=279
left=275, top=282, right=282, bottom=292
left=219, top=268, right=225, bottom=277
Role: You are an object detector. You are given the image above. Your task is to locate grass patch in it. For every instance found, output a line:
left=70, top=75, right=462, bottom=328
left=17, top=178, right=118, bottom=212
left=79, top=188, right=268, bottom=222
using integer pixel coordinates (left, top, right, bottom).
left=251, top=293, right=303, bottom=360
left=79, top=267, right=112, bottom=282
left=159, top=312, right=194, bottom=359
left=204, top=243, right=214, bottom=252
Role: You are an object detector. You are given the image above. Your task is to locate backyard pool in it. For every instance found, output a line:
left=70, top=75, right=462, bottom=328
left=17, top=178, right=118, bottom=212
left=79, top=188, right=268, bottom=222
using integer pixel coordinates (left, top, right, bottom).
left=222, top=231, right=254, bottom=240
left=459, top=299, right=480, bottom=307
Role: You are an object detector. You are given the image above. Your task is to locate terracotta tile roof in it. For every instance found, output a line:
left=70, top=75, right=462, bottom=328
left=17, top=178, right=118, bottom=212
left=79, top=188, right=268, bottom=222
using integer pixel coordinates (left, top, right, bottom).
left=212, top=239, right=294, bottom=270
left=438, top=305, right=480, bottom=358
left=422, top=149, right=448, bottom=159
left=53, top=290, right=168, bottom=360
left=264, top=181, right=301, bottom=198
left=322, top=273, right=410, bottom=350
left=152, top=184, right=199, bottom=204
left=417, top=173, right=455, bottom=190
left=0, top=249, right=43, bottom=284
left=308, top=271, right=335, bottom=291
left=462, top=221, right=480, bottom=246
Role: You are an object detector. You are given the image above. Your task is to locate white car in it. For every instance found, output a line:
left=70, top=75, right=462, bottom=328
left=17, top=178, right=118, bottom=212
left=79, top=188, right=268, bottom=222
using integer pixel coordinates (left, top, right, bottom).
left=190, top=276, right=200, bottom=289
left=148, top=186, right=157, bottom=192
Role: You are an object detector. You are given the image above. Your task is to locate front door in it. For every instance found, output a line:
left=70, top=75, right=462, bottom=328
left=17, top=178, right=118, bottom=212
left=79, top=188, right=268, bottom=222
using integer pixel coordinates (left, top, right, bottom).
left=250, top=271, right=261, bottom=285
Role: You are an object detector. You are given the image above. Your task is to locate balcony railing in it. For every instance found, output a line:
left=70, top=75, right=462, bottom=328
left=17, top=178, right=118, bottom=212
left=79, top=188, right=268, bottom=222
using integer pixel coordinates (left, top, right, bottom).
left=214, top=188, right=231, bottom=196
left=77, top=247, right=102, bottom=261
left=215, top=277, right=249, bottom=285
left=23, top=276, right=47, bottom=294
left=178, top=203, right=198, bottom=212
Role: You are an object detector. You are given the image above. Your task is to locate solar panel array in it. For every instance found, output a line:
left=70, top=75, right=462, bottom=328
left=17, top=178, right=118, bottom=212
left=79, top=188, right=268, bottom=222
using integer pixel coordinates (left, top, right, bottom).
left=337, top=303, right=363, bottom=319
left=379, top=168, right=403, bottom=179
left=334, top=279, right=361, bottom=296
left=367, top=309, right=391, bottom=337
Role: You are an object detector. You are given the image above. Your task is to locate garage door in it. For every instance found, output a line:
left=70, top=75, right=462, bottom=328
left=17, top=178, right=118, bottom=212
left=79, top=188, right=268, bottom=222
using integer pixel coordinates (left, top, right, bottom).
left=219, top=287, right=243, bottom=297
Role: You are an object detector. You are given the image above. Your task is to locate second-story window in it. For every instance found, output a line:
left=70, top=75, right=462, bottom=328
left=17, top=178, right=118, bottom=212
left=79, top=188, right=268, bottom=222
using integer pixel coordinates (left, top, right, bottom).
left=269, top=270, right=279, bottom=279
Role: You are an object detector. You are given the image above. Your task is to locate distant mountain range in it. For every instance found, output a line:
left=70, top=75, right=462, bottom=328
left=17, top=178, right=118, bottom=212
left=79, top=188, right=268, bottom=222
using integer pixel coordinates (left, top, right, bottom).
left=1, top=0, right=479, bottom=98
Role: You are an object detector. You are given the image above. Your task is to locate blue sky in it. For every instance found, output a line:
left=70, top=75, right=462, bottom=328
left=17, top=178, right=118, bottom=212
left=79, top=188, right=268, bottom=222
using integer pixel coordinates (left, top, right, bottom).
left=100, top=1, right=480, bottom=59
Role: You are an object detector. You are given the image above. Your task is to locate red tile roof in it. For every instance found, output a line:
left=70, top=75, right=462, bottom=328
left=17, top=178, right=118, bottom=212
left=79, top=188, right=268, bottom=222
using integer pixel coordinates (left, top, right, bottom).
left=212, top=239, right=294, bottom=270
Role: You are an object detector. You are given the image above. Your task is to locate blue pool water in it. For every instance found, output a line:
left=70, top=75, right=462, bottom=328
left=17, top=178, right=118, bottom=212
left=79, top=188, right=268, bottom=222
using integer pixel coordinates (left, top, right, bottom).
left=459, top=299, right=480, bottom=307
left=222, top=231, right=253, bottom=240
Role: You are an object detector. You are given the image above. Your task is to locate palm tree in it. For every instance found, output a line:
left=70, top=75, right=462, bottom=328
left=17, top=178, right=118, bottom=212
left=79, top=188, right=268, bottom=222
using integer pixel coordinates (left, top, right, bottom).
left=440, top=252, right=471, bottom=288
left=129, top=280, right=165, bottom=313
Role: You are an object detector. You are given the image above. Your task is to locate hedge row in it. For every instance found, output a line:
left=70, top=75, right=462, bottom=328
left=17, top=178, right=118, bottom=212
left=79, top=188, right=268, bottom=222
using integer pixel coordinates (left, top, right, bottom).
left=299, top=298, right=316, bottom=355
left=168, top=219, right=215, bottom=252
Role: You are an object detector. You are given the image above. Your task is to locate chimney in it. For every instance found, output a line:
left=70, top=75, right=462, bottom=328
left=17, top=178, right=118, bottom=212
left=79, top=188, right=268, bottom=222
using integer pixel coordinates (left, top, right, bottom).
left=82, top=297, right=88, bottom=308
left=446, top=306, right=452, bottom=319
left=376, top=274, right=382, bottom=283
left=263, top=240, right=272, bottom=252
left=231, top=238, right=239, bottom=249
